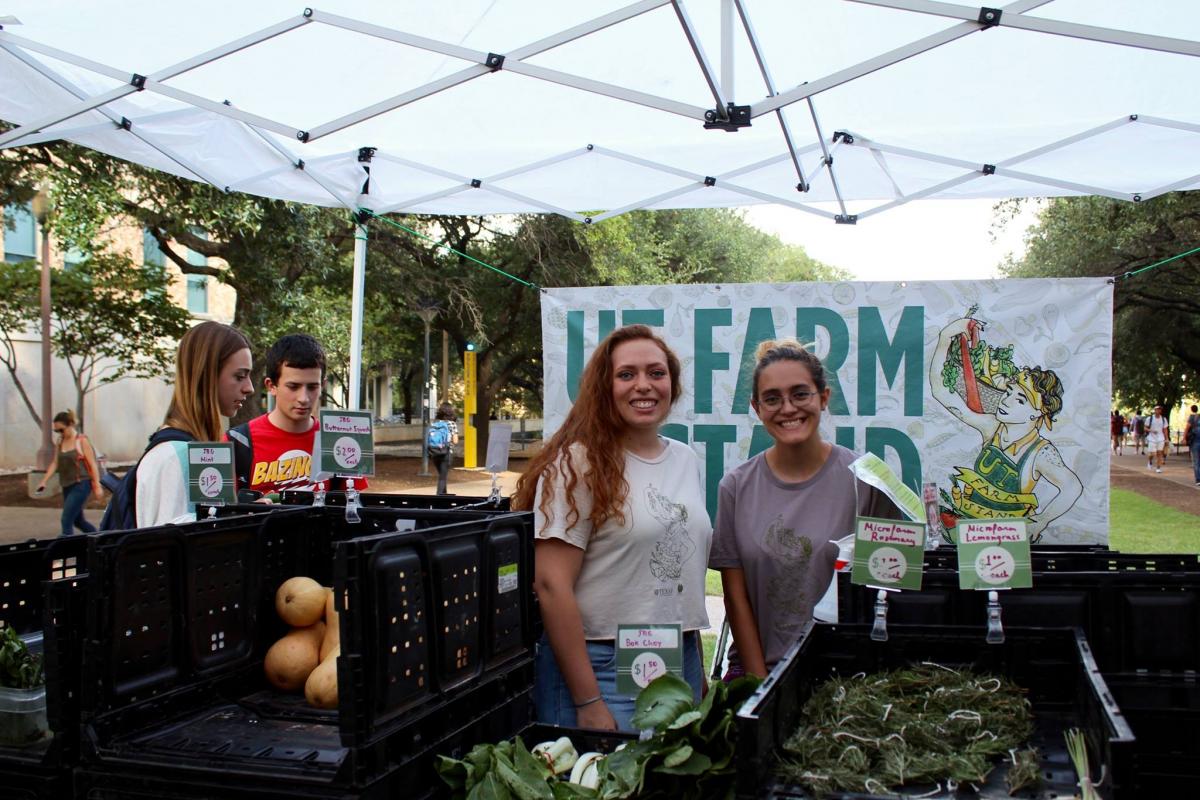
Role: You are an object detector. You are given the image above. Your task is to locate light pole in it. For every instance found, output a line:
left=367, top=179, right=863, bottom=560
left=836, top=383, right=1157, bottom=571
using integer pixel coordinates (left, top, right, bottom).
left=415, top=301, right=439, bottom=477
left=30, top=187, right=54, bottom=470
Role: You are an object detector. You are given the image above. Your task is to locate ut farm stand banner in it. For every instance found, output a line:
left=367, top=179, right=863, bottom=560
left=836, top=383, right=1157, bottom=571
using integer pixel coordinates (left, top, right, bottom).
left=541, top=279, right=1113, bottom=545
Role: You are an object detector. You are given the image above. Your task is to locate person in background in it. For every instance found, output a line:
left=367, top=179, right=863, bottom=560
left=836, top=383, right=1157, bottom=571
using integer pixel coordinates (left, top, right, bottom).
left=1133, top=411, right=1147, bottom=455
left=1185, top=404, right=1200, bottom=487
left=1110, top=409, right=1124, bottom=455
left=227, top=333, right=365, bottom=499
left=135, top=321, right=254, bottom=527
left=710, top=339, right=898, bottom=679
left=35, top=409, right=102, bottom=535
left=429, top=403, right=459, bottom=495
left=1146, top=405, right=1168, bottom=474
left=514, top=325, right=710, bottom=731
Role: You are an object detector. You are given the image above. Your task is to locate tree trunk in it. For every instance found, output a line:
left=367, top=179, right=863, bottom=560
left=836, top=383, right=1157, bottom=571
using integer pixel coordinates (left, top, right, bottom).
left=2, top=363, right=42, bottom=430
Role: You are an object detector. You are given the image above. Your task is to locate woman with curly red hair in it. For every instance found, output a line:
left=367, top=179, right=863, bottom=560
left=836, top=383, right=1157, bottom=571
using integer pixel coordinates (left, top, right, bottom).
left=514, top=325, right=710, bottom=731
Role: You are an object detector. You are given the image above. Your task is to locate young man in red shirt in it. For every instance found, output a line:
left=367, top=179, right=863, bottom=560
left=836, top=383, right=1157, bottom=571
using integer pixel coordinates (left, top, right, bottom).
left=229, top=334, right=365, bottom=498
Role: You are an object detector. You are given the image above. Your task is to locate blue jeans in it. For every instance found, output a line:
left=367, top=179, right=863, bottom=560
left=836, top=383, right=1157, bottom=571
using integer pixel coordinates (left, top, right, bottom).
left=534, top=630, right=703, bottom=731
left=60, top=481, right=97, bottom=536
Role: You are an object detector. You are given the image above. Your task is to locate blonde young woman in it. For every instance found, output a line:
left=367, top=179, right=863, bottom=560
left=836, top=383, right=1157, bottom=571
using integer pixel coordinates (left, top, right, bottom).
left=35, top=409, right=102, bottom=535
left=514, top=325, right=710, bottom=731
left=134, top=321, right=254, bottom=527
left=710, top=339, right=896, bottom=679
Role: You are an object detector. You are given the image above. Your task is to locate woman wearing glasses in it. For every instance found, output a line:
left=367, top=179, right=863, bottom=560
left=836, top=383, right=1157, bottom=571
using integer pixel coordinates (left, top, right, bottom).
left=709, top=339, right=895, bottom=678
left=34, top=409, right=102, bottom=536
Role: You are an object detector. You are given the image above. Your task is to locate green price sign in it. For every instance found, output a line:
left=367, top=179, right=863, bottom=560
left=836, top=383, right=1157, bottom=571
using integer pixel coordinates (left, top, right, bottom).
left=313, top=410, right=375, bottom=478
left=187, top=442, right=236, bottom=506
left=851, top=516, right=926, bottom=591
left=616, top=623, right=683, bottom=697
left=955, top=519, right=1033, bottom=590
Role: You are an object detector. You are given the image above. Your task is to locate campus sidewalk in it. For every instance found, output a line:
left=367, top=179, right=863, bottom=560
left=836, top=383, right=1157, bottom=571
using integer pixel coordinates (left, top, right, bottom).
left=1110, top=445, right=1199, bottom=488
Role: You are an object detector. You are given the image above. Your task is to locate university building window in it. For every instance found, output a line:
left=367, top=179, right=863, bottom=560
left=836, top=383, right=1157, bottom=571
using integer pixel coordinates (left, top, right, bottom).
left=3, top=203, right=37, bottom=264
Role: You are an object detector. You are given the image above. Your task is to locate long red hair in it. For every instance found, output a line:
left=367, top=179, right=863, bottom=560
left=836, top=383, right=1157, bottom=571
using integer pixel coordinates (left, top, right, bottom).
left=512, top=325, right=681, bottom=532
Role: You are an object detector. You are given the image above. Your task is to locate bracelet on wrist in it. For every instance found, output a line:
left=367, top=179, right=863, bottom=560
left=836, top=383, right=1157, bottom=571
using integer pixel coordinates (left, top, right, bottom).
left=573, top=694, right=603, bottom=709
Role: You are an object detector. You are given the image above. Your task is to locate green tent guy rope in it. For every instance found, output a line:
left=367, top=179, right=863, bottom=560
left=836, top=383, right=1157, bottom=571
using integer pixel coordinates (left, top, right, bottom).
left=1117, top=244, right=1200, bottom=281
left=355, top=208, right=543, bottom=292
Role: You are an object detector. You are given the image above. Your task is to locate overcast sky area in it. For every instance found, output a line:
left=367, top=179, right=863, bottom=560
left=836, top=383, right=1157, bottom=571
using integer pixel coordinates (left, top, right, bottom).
left=744, top=199, right=1044, bottom=283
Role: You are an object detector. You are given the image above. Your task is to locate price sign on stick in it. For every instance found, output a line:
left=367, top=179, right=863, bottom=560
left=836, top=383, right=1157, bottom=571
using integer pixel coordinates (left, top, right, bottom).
left=851, top=516, right=926, bottom=591
left=955, top=519, right=1033, bottom=590
left=187, top=443, right=236, bottom=506
left=616, top=623, right=683, bottom=697
left=311, top=410, right=374, bottom=479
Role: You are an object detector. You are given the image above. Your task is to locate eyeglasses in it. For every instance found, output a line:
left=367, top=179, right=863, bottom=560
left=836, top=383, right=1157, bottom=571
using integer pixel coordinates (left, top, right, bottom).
left=758, top=390, right=820, bottom=411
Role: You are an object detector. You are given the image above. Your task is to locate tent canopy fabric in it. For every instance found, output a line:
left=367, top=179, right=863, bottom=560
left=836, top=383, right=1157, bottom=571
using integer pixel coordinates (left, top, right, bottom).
left=2, top=0, right=1198, bottom=223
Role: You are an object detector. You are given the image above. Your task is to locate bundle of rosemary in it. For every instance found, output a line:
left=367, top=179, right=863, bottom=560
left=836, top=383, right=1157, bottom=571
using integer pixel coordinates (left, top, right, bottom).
left=778, top=663, right=1040, bottom=798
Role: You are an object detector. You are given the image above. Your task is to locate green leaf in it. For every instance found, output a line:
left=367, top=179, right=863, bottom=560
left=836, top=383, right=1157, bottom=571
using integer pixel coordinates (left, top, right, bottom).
left=436, top=755, right=471, bottom=791
left=662, top=744, right=694, bottom=768
left=550, top=782, right=599, bottom=800
left=668, top=710, right=702, bottom=730
left=655, top=749, right=713, bottom=776
left=631, top=674, right=694, bottom=732
left=512, top=737, right=555, bottom=787
left=467, top=771, right=515, bottom=800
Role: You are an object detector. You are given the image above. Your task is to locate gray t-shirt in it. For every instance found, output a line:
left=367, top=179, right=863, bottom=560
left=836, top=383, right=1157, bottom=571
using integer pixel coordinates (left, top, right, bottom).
left=534, top=438, right=712, bottom=639
left=709, top=445, right=897, bottom=669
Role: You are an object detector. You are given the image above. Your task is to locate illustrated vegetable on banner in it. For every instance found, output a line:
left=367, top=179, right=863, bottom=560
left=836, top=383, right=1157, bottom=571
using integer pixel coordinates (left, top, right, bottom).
left=541, top=279, right=1112, bottom=545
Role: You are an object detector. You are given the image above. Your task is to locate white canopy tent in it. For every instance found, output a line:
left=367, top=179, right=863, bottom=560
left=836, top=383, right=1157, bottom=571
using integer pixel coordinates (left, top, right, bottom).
left=2, top=0, right=1198, bottom=405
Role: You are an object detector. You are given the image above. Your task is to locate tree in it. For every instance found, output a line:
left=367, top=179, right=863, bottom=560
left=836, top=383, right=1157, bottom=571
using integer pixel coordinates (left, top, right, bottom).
left=28, top=149, right=351, bottom=422
left=1000, top=193, right=1199, bottom=411
left=0, top=253, right=189, bottom=433
left=363, top=209, right=843, bottom=463
left=49, top=253, right=191, bottom=431
left=0, top=259, right=42, bottom=427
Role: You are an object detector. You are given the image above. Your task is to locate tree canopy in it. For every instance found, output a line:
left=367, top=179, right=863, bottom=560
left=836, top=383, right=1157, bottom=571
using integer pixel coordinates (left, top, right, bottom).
left=1000, top=193, right=1199, bottom=412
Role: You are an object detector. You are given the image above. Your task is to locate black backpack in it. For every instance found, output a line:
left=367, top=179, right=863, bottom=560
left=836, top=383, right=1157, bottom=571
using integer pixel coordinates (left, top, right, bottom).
left=226, top=422, right=256, bottom=500
left=99, top=428, right=195, bottom=531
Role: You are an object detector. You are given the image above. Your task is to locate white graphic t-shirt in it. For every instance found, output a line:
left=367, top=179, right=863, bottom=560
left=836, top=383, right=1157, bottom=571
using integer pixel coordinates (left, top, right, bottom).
left=534, top=438, right=712, bottom=639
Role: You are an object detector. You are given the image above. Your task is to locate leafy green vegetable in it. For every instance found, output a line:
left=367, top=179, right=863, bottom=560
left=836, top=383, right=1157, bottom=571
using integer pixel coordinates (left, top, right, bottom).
left=0, top=626, right=43, bottom=690
left=436, top=674, right=762, bottom=800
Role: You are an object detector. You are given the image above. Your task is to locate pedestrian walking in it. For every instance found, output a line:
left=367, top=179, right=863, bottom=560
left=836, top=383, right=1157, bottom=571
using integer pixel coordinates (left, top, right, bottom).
left=34, top=410, right=103, bottom=535
left=1185, top=404, right=1200, bottom=487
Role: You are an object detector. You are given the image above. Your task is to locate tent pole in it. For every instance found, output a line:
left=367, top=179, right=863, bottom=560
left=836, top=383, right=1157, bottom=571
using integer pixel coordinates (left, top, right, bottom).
left=720, top=0, right=734, bottom=98
left=349, top=218, right=368, bottom=410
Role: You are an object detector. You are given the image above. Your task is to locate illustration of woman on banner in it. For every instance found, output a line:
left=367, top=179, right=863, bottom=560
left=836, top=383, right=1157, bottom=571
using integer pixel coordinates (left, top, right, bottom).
left=929, top=312, right=1083, bottom=543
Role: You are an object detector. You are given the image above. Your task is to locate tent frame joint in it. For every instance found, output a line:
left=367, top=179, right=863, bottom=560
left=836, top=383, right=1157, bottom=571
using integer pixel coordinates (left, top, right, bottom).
left=485, top=52, right=505, bottom=70
left=130, top=73, right=146, bottom=90
left=703, top=102, right=751, bottom=131
left=835, top=214, right=858, bottom=225
left=982, top=163, right=996, bottom=175
left=978, top=7, right=1002, bottom=28
left=357, top=146, right=377, bottom=163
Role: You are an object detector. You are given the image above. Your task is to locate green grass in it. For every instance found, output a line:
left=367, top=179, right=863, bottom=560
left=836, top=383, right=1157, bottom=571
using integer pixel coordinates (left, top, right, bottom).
left=1109, top=488, right=1199, bottom=553
left=701, top=632, right=718, bottom=679
left=705, top=568, right=723, bottom=596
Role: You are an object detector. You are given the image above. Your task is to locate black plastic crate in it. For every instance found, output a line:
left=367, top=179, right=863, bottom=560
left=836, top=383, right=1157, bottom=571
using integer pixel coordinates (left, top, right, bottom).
left=837, top=558, right=1200, bottom=672
left=77, top=655, right=534, bottom=800
left=1101, top=672, right=1199, bottom=797
left=735, top=623, right=1135, bottom=800
left=74, top=504, right=534, bottom=795
left=0, top=766, right=72, bottom=800
left=0, top=536, right=88, bottom=634
left=332, top=511, right=534, bottom=747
